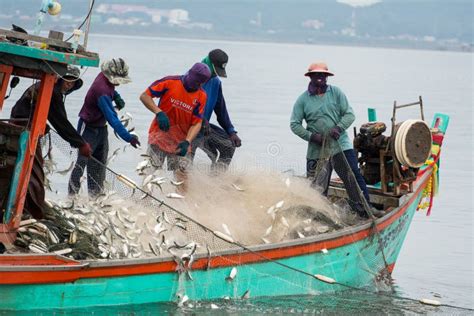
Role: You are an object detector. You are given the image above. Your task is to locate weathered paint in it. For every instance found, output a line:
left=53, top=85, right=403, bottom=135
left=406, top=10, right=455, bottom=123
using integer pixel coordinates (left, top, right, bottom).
left=3, top=131, right=28, bottom=223
left=0, top=42, right=99, bottom=68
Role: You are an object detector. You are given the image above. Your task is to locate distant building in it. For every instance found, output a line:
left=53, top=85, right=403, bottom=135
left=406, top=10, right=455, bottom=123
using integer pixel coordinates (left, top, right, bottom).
left=302, top=19, right=324, bottom=30
left=168, top=9, right=189, bottom=25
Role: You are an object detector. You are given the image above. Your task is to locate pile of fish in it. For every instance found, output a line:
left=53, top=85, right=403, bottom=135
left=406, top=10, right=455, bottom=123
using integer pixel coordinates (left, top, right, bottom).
left=10, top=191, right=198, bottom=261
left=263, top=203, right=346, bottom=244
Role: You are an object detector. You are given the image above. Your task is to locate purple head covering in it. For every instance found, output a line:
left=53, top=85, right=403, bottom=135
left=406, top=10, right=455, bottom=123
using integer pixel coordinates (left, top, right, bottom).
left=183, top=62, right=211, bottom=92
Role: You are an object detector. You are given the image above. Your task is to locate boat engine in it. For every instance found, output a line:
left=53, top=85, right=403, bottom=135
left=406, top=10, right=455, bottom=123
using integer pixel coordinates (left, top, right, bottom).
left=354, top=120, right=432, bottom=195
left=353, top=122, right=389, bottom=185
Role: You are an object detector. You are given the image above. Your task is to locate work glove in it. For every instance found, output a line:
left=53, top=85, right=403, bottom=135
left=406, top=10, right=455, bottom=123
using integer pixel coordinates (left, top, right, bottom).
left=113, top=93, right=126, bottom=111
left=79, top=143, right=92, bottom=157
left=175, top=140, right=190, bottom=157
left=329, top=126, right=343, bottom=140
left=229, top=132, right=242, bottom=147
left=309, top=133, right=323, bottom=145
left=202, top=118, right=210, bottom=136
left=129, top=135, right=141, bottom=148
left=155, top=112, right=170, bottom=132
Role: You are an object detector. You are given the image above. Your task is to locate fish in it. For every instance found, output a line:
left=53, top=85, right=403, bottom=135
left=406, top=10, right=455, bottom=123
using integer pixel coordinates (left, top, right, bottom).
left=275, top=200, right=285, bottom=209
left=206, top=245, right=212, bottom=270
left=56, top=161, right=75, bottom=175
left=54, top=248, right=72, bottom=256
left=213, top=231, right=234, bottom=243
left=210, top=304, right=219, bottom=309
left=123, top=244, right=129, bottom=257
left=174, top=222, right=187, bottom=231
left=19, top=219, right=37, bottom=227
left=241, top=290, right=250, bottom=299
left=226, top=267, right=237, bottom=281
left=222, top=223, right=232, bottom=237
left=149, top=242, right=159, bottom=256
left=231, top=183, right=245, bottom=191
left=29, top=244, right=47, bottom=253
left=266, top=205, right=275, bottom=214
left=263, top=225, right=273, bottom=237
left=186, top=270, right=193, bottom=281
left=170, top=180, right=184, bottom=186
left=261, top=237, right=271, bottom=244
left=177, top=294, right=189, bottom=307
left=106, top=147, right=121, bottom=165
left=142, top=174, right=154, bottom=187
left=166, top=193, right=185, bottom=199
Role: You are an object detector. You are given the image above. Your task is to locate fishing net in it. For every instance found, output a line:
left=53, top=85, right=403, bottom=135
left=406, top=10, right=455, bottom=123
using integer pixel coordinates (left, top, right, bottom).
left=0, top=117, right=422, bottom=308
left=4, top=125, right=469, bottom=312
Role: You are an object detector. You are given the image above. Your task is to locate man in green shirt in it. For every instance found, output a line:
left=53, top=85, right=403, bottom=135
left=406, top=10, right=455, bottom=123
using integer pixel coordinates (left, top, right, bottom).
left=290, top=62, right=381, bottom=218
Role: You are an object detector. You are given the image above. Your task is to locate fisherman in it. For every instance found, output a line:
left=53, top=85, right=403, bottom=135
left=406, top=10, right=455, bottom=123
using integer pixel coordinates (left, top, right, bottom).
left=290, top=62, right=383, bottom=218
left=10, top=65, right=91, bottom=219
left=139, top=62, right=211, bottom=188
left=68, top=58, right=140, bottom=197
left=190, top=49, right=241, bottom=172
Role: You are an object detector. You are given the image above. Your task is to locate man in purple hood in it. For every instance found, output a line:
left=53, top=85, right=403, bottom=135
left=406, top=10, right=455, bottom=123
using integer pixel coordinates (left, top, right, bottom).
left=140, top=63, right=210, bottom=190
left=68, top=58, right=140, bottom=197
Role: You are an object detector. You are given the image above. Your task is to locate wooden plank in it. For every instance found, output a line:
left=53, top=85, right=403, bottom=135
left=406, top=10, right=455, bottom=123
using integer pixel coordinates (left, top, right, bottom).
left=2, top=29, right=73, bottom=51
left=0, top=42, right=99, bottom=67
left=328, top=185, right=400, bottom=208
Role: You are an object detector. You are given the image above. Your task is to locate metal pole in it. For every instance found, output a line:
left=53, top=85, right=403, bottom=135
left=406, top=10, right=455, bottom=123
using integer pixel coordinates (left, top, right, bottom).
left=83, top=0, right=93, bottom=50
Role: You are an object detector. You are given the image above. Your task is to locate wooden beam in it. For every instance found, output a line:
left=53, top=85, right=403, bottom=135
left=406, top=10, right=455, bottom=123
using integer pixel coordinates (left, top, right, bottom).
left=9, top=73, right=55, bottom=230
left=0, top=65, right=13, bottom=110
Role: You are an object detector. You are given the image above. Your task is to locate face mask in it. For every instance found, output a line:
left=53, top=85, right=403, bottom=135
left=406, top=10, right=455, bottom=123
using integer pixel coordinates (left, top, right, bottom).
left=308, top=74, right=328, bottom=95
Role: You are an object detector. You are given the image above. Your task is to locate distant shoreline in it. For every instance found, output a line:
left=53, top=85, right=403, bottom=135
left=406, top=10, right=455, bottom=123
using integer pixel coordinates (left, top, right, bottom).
left=88, top=32, right=473, bottom=54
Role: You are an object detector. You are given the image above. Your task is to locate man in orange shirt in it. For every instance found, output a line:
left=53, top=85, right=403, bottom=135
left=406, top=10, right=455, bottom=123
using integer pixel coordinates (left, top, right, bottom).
left=140, top=63, right=211, bottom=185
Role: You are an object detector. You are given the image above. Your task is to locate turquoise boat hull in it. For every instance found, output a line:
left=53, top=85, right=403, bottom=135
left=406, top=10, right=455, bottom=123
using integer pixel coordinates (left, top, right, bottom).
left=0, top=177, right=425, bottom=311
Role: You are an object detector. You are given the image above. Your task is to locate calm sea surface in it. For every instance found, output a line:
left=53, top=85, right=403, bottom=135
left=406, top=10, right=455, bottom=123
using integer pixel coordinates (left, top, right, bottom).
left=1, top=34, right=473, bottom=314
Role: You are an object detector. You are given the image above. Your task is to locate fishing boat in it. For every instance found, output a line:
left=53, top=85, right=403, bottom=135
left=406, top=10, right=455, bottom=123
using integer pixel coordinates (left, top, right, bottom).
left=0, top=17, right=450, bottom=313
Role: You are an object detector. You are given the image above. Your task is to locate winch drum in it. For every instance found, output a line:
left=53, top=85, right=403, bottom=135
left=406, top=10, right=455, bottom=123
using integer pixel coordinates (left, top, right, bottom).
left=393, top=119, right=432, bottom=168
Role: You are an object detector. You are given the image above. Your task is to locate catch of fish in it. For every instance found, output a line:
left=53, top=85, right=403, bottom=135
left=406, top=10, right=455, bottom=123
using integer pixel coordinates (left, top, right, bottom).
left=22, top=128, right=355, bottom=264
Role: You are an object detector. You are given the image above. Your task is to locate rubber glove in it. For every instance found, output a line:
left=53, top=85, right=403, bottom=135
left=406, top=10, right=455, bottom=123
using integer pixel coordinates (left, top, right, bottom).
left=175, top=140, right=190, bottom=157
left=229, top=133, right=242, bottom=147
left=129, top=135, right=141, bottom=148
left=310, top=133, right=323, bottom=145
left=79, top=143, right=92, bottom=157
left=114, top=94, right=126, bottom=111
left=155, top=112, right=170, bottom=132
left=329, top=126, right=343, bottom=140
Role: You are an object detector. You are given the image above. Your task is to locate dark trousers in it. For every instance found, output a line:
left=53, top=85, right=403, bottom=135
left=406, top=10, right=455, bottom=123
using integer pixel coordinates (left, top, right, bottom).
left=191, top=123, right=235, bottom=169
left=307, top=149, right=370, bottom=214
left=68, top=124, right=108, bottom=196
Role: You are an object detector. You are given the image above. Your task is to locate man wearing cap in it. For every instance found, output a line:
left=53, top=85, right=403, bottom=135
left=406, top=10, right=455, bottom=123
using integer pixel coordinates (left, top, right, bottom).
left=140, top=63, right=210, bottom=188
left=10, top=65, right=91, bottom=218
left=290, top=62, right=381, bottom=218
left=191, top=49, right=241, bottom=171
left=68, top=58, right=140, bottom=197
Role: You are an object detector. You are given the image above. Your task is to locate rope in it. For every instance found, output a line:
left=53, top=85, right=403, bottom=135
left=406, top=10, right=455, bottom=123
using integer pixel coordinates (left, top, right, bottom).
left=46, top=130, right=471, bottom=312
left=88, top=156, right=474, bottom=312
left=42, top=60, right=89, bottom=82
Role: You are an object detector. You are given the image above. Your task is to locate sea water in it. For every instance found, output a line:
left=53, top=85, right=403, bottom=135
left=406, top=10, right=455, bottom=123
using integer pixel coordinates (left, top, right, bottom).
left=1, top=34, right=472, bottom=314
